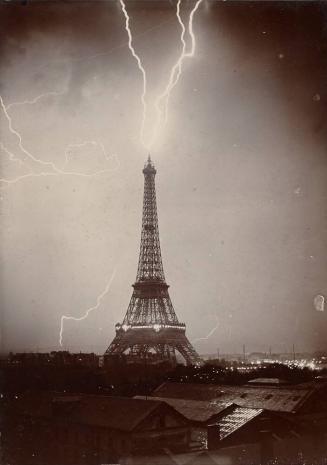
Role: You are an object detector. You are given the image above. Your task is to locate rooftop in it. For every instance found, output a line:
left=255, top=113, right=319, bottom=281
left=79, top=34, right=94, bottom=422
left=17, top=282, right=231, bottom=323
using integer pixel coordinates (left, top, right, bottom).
left=135, top=395, right=232, bottom=423
left=10, top=392, right=170, bottom=432
left=247, top=378, right=288, bottom=385
left=213, top=405, right=263, bottom=440
left=152, top=382, right=313, bottom=413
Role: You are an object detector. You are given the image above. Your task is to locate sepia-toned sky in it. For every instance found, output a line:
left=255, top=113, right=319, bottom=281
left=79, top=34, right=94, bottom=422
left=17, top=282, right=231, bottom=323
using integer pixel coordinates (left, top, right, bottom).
left=1, top=1, right=327, bottom=355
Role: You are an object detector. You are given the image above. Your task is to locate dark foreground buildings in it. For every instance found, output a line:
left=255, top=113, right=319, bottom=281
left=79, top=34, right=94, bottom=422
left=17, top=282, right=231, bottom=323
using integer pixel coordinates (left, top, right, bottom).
left=4, top=393, right=190, bottom=465
left=148, top=379, right=327, bottom=462
left=3, top=377, right=327, bottom=465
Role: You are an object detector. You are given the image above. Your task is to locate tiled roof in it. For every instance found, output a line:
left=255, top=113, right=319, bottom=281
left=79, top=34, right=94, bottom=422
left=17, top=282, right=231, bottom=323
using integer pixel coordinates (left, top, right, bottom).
left=153, top=382, right=222, bottom=401
left=225, top=387, right=309, bottom=412
left=135, top=396, right=232, bottom=423
left=214, top=406, right=263, bottom=440
left=153, top=382, right=312, bottom=412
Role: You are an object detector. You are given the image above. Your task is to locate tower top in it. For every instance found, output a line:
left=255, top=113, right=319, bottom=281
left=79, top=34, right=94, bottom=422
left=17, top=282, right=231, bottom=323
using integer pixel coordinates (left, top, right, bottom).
left=143, top=155, right=156, bottom=174
left=138, top=155, right=163, bottom=282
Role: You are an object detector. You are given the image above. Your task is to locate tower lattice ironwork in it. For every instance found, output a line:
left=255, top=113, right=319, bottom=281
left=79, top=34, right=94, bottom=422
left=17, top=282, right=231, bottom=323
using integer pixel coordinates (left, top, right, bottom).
left=105, top=157, right=202, bottom=366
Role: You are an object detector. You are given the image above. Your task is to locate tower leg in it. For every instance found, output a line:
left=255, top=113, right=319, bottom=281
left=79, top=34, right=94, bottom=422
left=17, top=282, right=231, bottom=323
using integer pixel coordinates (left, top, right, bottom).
left=105, top=335, right=129, bottom=355
left=175, top=337, right=202, bottom=366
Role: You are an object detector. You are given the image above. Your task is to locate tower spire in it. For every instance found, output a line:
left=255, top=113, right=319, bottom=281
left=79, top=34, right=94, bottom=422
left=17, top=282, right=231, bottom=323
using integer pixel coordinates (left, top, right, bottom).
left=136, top=157, right=164, bottom=283
left=105, top=159, right=202, bottom=366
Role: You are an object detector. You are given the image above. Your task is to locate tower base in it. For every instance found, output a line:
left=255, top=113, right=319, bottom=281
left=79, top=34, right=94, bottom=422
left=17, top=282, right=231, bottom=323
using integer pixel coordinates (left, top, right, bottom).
left=105, top=326, right=202, bottom=366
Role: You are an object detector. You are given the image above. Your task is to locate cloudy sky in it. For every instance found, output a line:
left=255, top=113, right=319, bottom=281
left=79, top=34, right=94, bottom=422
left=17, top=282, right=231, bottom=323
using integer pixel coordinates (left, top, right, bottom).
left=1, top=1, right=327, bottom=355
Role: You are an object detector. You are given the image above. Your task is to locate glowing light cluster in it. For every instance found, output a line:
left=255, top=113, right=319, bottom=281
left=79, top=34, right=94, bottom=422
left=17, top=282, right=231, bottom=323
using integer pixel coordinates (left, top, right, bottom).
left=115, top=323, right=186, bottom=332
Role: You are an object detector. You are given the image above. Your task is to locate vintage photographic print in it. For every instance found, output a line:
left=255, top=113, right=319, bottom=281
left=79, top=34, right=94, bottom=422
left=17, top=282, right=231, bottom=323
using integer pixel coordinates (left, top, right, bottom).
left=1, top=1, right=327, bottom=464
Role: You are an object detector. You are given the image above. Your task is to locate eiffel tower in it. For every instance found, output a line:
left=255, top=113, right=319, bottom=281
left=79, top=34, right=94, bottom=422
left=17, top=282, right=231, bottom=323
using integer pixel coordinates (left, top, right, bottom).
left=105, top=157, right=202, bottom=366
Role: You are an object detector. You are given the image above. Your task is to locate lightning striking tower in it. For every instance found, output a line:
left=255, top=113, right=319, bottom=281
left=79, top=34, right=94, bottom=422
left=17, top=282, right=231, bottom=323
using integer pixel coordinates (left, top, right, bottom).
left=105, top=157, right=201, bottom=366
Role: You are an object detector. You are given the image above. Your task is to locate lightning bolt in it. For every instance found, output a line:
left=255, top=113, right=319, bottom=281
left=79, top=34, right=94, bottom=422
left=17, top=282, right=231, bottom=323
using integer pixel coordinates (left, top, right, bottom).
left=192, top=315, right=219, bottom=343
left=154, top=0, right=187, bottom=127
left=2, top=1, right=204, bottom=347
left=6, top=90, right=65, bottom=111
left=150, top=0, right=203, bottom=147
left=0, top=142, right=23, bottom=165
left=0, top=95, right=64, bottom=174
left=119, top=0, right=203, bottom=149
left=59, top=268, right=116, bottom=347
left=0, top=95, right=119, bottom=185
left=119, top=0, right=147, bottom=148
left=2, top=0, right=203, bottom=165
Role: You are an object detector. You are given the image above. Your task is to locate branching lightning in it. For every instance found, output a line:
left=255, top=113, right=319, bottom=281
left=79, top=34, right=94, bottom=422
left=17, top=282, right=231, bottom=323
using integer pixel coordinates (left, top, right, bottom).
left=6, top=90, right=65, bottom=111
left=2, top=0, right=204, bottom=347
left=150, top=0, right=203, bottom=147
left=2, top=0, right=203, bottom=181
left=59, top=268, right=116, bottom=347
left=118, top=0, right=203, bottom=149
left=154, top=0, right=186, bottom=126
left=0, top=142, right=23, bottom=165
left=0, top=95, right=63, bottom=173
left=119, top=0, right=148, bottom=148
left=0, top=95, right=119, bottom=186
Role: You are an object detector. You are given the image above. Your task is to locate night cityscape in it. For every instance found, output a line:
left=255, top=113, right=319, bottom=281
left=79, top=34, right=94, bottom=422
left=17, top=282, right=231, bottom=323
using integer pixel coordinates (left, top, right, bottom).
left=1, top=1, right=327, bottom=465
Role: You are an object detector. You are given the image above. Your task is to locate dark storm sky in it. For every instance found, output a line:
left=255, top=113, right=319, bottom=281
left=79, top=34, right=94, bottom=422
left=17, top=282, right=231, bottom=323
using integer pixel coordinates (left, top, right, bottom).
left=0, top=1, right=327, bottom=354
